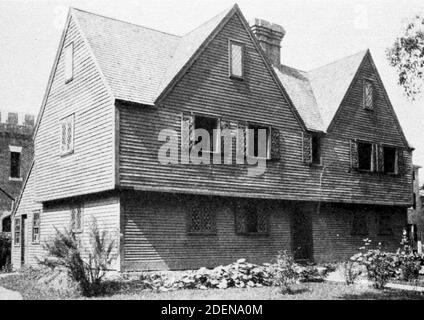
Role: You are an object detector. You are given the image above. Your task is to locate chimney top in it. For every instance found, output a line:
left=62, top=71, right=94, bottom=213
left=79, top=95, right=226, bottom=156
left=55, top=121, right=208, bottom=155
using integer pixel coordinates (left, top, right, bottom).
left=250, top=18, right=285, bottom=66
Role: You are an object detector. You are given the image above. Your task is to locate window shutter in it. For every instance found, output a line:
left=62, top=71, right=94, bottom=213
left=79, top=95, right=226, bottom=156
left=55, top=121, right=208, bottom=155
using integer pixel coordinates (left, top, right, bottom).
left=302, top=132, right=312, bottom=165
left=220, top=119, right=231, bottom=162
left=396, top=148, right=405, bottom=175
left=235, top=206, right=247, bottom=234
left=350, top=140, right=359, bottom=170
left=236, top=123, right=246, bottom=160
left=376, top=144, right=384, bottom=173
left=181, top=114, right=194, bottom=155
left=270, top=127, right=281, bottom=160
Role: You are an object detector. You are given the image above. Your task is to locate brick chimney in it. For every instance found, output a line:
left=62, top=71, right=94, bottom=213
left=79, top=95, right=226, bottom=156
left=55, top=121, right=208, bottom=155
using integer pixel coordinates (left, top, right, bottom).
left=250, top=18, right=285, bottom=66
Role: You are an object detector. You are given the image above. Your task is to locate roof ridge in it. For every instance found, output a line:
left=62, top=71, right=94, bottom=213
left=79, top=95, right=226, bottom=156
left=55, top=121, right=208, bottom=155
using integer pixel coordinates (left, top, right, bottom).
left=278, top=64, right=307, bottom=73
left=70, top=7, right=181, bottom=38
left=308, top=49, right=368, bottom=73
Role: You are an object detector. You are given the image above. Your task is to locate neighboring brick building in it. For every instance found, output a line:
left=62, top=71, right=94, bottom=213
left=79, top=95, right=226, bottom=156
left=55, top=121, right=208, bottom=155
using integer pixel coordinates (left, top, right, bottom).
left=0, top=110, right=34, bottom=232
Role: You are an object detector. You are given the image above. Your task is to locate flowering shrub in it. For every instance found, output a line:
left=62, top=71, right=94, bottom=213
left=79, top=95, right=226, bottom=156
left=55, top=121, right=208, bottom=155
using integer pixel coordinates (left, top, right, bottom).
left=394, top=230, right=422, bottom=282
left=351, top=238, right=397, bottom=289
left=270, top=251, right=298, bottom=293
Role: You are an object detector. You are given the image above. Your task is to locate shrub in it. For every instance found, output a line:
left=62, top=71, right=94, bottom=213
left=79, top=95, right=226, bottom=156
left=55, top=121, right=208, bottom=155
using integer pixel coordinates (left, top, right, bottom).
left=41, top=221, right=116, bottom=297
left=351, top=238, right=396, bottom=289
left=395, top=230, right=422, bottom=282
left=342, top=260, right=362, bottom=285
left=270, top=251, right=298, bottom=294
left=0, top=232, right=12, bottom=272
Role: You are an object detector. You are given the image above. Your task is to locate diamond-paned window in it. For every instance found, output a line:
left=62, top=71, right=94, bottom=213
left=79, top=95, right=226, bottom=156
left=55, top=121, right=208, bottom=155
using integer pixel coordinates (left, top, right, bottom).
left=363, top=80, right=374, bottom=110
left=60, top=114, right=74, bottom=155
left=187, top=205, right=216, bottom=235
left=71, top=205, right=83, bottom=233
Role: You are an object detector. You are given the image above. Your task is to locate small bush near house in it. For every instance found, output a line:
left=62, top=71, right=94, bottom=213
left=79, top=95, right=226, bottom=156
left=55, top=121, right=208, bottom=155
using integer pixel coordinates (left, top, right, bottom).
left=395, top=231, right=422, bottom=282
left=0, top=232, right=12, bottom=272
left=269, top=251, right=298, bottom=293
left=351, top=239, right=397, bottom=289
left=41, top=221, right=116, bottom=297
left=342, top=260, right=362, bottom=285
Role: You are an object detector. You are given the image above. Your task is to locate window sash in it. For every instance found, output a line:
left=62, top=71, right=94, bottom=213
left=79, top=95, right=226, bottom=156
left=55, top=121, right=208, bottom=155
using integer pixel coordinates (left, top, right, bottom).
left=188, top=207, right=216, bottom=234
left=60, top=115, right=74, bottom=155
left=363, top=80, right=373, bottom=109
left=14, top=218, right=21, bottom=245
left=32, top=211, right=40, bottom=243
left=193, top=115, right=221, bottom=154
left=229, top=41, right=244, bottom=79
left=246, top=124, right=271, bottom=160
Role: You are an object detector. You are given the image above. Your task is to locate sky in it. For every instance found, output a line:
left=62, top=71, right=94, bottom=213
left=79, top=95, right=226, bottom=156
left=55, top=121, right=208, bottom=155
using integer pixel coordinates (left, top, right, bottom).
left=1, top=0, right=424, bottom=175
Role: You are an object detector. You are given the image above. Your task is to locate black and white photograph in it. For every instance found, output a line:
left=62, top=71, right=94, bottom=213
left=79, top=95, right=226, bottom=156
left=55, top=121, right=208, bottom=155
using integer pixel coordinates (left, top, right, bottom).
left=1, top=0, right=424, bottom=305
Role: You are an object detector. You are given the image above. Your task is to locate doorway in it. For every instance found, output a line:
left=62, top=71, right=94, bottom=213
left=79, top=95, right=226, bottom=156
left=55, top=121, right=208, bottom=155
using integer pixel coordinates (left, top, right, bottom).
left=290, top=207, right=313, bottom=262
left=21, top=215, right=27, bottom=266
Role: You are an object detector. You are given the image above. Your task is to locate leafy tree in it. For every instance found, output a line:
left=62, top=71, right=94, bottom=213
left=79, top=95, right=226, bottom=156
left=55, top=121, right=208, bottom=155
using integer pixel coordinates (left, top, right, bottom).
left=387, top=15, right=424, bottom=101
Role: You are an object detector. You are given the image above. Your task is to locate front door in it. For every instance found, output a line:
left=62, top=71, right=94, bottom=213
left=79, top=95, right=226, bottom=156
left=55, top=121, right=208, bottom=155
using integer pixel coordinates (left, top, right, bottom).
left=21, top=215, right=27, bottom=266
left=291, top=207, right=313, bottom=262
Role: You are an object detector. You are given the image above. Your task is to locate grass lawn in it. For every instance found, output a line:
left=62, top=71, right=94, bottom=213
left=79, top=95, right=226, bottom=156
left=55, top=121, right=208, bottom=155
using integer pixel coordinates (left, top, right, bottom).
left=1, top=274, right=424, bottom=300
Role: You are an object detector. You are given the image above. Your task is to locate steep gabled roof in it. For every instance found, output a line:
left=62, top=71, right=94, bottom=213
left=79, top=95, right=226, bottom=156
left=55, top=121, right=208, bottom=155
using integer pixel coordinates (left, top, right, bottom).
left=307, top=50, right=368, bottom=129
left=72, top=6, right=235, bottom=106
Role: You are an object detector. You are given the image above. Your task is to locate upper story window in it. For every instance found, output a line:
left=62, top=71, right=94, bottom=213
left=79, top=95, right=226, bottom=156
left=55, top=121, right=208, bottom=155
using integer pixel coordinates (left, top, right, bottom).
left=9, top=145, right=22, bottom=179
left=64, top=43, right=74, bottom=83
left=247, top=124, right=271, bottom=159
left=383, top=146, right=397, bottom=174
left=229, top=41, right=244, bottom=79
left=194, top=115, right=220, bottom=155
left=60, top=114, right=74, bottom=156
left=363, top=79, right=374, bottom=110
left=357, top=141, right=373, bottom=171
left=312, top=134, right=322, bottom=165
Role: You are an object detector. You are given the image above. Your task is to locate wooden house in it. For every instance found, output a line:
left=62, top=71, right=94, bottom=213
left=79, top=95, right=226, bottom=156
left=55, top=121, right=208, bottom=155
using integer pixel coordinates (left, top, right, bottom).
left=11, top=5, right=413, bottom=271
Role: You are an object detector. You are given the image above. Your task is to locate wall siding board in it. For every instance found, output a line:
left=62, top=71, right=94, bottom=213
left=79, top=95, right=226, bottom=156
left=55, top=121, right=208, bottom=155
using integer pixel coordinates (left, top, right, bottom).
left=34, top=16, right=115, bottom=202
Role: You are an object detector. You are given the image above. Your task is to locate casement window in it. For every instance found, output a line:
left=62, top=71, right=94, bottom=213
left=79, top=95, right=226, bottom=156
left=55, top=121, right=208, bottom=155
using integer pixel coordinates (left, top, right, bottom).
left=312, top=134, right=322, bottom=165
left=413, top=193, right=417, bottom=210
left=351, top=212, right=368, bottom=236
left=60, top=114, right=75, bottom=155
left=32, top=211, right=40, bottom=244
left=9, top=146, right=22, bottom=179
left=70, top=205, right=83, bottom=233
left=235, top=201, right=269, bottom=235
left=193, top=115, right=220, bottom=155
left=14, top=218, right=21, bottom=246
left=229, top=41, right=244, bottom=79
left=378, top=213, right=393, bottom=235
left=247, top=124, right=271, bottom=159
left=363, top=79, right=374, bottom=110
left=64, top=43, right=74, bottom=83
left=383, top=146, right=397, bottom=174
left=187, top=205, right=216, bottom=235
left=357, top=141, right=373, bottom=171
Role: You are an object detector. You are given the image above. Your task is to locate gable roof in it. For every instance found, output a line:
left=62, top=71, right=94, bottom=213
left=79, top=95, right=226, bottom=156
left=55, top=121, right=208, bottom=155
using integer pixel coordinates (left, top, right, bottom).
left=72, top=6, right=235, bottom=106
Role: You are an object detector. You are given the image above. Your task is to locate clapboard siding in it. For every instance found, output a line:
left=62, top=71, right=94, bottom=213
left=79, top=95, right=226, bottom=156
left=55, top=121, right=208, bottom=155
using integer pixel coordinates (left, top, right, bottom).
left=118, top=13, right=412, bottom=206
left=122, top=191, right=292, bottom=271
left=35, top=15, right=115, bottom=202
left=313, top=203, right=407, bottom=262
left=11, top=164, right=43, bottom=269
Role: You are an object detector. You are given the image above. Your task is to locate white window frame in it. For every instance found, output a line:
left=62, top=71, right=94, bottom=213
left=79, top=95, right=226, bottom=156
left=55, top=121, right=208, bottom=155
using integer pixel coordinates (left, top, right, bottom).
left=228, top=40, right=245, bottom=79
left=14, top=218, right=21, bottom=246
left=32, top=210, right=41, bottom=244
left=193, top=114, right=221, bottom=154
left=64, top=43, right=74, bottom=83
left=60, top=114, right=75, bottom=156
left=246, top=123, right=271, bottom=160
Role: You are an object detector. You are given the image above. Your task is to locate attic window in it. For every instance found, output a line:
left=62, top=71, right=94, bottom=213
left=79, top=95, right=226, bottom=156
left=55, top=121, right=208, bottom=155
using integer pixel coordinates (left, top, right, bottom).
left=64, top=43, right=74, bottom=83
left=60, top=114, right=75, bottom=156
left=229, top=41, right=244, bottom=79
left=312, top=134, right=322, bottom=165
left=363, top=80, right=373, bottom=110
